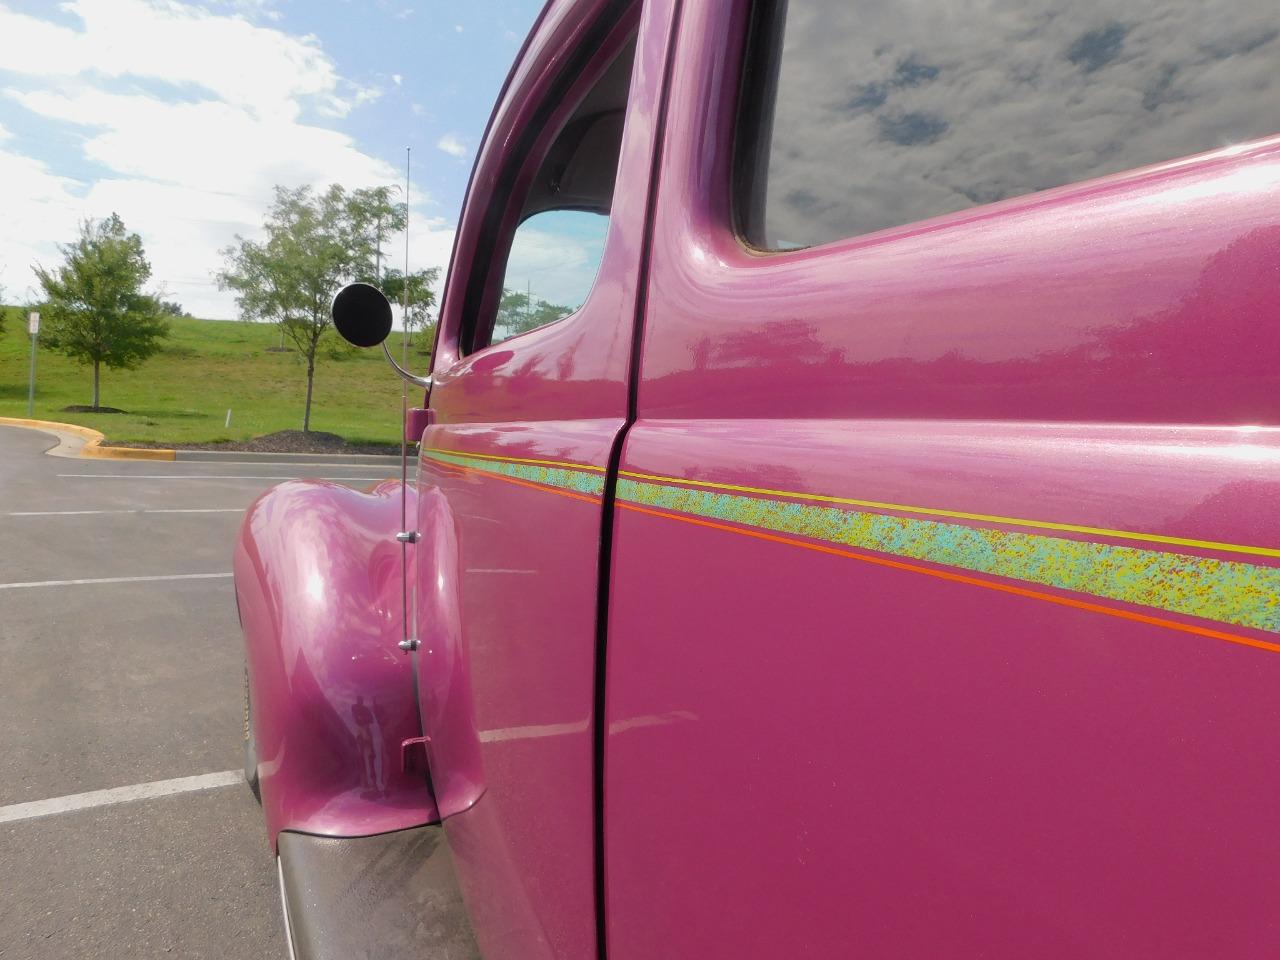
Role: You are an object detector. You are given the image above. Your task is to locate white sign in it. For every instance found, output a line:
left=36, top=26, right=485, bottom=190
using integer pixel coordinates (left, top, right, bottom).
left=27, top=311, right=39, bottom=336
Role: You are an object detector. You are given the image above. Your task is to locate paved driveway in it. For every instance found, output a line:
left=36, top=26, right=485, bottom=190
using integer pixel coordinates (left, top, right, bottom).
left=0, top=425, right=401, bottom=959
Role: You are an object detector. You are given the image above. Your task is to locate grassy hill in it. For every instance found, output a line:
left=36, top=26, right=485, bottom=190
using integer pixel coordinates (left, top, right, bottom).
left=0, top=308, right=429, bottom=446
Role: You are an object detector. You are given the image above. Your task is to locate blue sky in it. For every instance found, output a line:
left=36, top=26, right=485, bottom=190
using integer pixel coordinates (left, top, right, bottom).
left=0, top=0, right=547, bottom=318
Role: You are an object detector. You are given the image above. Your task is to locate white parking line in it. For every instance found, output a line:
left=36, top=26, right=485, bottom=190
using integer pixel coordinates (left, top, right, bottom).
left=0, top=572, right=232, bottom=590
left=57, top=474, right=394, bottom=481
left=8, top=508, right=245, bottom=516
left=0, top=770, right=242, bottom=824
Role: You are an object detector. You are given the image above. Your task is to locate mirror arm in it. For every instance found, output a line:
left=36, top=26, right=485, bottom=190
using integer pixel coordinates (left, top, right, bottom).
left=382, top=342, right=433, bottom=389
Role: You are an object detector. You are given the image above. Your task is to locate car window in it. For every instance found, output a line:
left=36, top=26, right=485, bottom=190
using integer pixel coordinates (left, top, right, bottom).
left=492, top=210, right=610, bottom=343
left=737, top=0, right=1280, bottom=250
left=479, top=38, right=635, bottom=348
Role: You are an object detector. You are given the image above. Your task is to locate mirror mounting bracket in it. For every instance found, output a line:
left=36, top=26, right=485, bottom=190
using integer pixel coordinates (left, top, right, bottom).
left=381, top=342, right=432, bottom=389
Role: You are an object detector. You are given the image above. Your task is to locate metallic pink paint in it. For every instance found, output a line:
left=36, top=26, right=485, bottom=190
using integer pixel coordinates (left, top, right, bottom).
left=604, top=2, right=1280, bottom=958
left=235, top=479, right=436, bottom=847
left=411, top=2, right=677, bottom=958
left=405, top=406, right=433, bottom=443
left=237, top=0, right=1280, bottom=954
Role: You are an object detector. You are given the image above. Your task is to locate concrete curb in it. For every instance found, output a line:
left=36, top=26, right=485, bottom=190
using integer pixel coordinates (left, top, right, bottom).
left=174, top=449, right=401, bottom=465
left=0, top=418, right=401, bottom=465
left=0, top=417, right=176, bottom=460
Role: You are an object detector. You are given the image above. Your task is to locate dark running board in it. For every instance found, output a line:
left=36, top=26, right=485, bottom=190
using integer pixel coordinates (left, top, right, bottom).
left=277, top=825, right=480, bottom=960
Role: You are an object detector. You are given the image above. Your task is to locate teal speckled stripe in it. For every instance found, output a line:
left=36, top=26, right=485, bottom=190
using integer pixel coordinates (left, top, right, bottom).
left=424, top=449, right=606, bottom=497
left=421, top=449, right=1280, bottom=636
left=616, top=478, right=1280, bottom=635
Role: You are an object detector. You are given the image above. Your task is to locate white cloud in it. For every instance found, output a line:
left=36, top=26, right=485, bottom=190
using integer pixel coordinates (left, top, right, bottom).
left=7, top=89, right=395, bottom=195
left=0, top=149, right=84, bottom=301
left=454, top=24, right=463, bottom=33
left=0, top=0, right=450, bottom=319
left=0, top=0, right=378, bottom=120
left=392, top=73, right=403, bottom=86
left=214, top=0, right=283, bottom=22
left=436, top=133, right=467, bottom=158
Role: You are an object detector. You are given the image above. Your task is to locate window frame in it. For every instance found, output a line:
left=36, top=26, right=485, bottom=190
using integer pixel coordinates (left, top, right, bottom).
left=457, top=13, right=639, bottom=355
left=730, top=0, right=784, bottom=252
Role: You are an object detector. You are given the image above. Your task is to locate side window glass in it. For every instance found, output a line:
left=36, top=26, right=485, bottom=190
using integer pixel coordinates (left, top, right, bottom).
left=493, top=210, right=609, bottom=343
left=480, top=38, right=635, bottom=348
left=737, top=0, right=1280, bottom=250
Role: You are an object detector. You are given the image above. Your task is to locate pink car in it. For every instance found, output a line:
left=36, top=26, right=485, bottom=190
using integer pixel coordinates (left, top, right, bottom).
left=235, top=0, right=1280, bottom=957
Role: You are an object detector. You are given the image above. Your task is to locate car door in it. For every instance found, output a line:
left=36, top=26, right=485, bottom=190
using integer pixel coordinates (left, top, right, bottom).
left=605, top=1, right=1280, bottom=958
left=410, top=2, right=676, bottom=958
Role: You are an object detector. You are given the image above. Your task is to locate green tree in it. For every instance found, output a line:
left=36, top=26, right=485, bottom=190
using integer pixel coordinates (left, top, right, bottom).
left=380, top=266, right=439, bottom=352
left=34, top=214, right=169, bottom=411
left=218, top=184, right=406, bottom=431
left=493, top=288, right=572, bottom=340
left=159, top=299, right=190, bottom=318
left=525, top=298, right=573, bottom=331
left=493, top=289, right=528, bottom=339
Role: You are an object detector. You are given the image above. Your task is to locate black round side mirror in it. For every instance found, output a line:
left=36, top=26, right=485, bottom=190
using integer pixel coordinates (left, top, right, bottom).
left=332, top=282, right=393, bottom=348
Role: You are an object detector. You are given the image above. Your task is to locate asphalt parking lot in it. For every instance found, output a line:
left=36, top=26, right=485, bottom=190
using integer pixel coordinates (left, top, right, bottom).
left=0, top=424, right=402, bottom=959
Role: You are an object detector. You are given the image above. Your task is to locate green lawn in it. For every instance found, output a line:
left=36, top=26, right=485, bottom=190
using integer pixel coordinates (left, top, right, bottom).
left=0, top=308, right=430, bottom=446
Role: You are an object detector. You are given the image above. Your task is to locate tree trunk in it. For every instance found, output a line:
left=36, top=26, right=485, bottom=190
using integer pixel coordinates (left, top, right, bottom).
left=303, top=354, right=315, bottom=432
left=92, top=360, right=101, bottom=411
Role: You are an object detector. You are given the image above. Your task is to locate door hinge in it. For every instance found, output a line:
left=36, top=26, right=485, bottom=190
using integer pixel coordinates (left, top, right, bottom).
left=401, top=735, right=430, bottom=774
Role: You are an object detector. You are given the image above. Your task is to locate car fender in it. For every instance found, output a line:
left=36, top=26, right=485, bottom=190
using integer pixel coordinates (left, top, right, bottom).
left=234, top=478, right=437, bottom=848
left=415, top=482, right=486, bottom=819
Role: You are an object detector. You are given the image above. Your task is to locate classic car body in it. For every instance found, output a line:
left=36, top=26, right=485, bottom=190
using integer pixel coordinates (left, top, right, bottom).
left=236, top=0, right=1280, bottom=956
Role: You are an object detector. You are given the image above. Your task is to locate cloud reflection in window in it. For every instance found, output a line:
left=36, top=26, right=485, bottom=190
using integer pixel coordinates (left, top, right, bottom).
left=747, top=0, right=1280, bottom=249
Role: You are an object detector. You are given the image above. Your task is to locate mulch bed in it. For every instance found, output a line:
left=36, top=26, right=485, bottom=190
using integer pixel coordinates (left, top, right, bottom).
left=63, top=404, right=126, bottom=414
left=108, top=429, right=400, bottom=456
